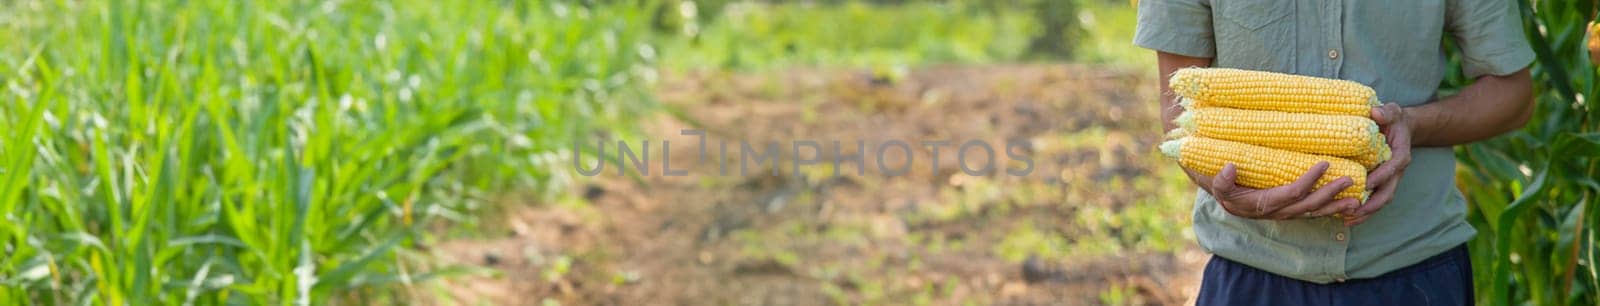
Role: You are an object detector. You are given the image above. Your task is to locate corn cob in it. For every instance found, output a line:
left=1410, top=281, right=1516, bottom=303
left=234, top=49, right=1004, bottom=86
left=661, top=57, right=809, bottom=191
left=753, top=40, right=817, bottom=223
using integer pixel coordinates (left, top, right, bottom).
left=1161, top=137, right=1367, bottom=201
left=1589, top=21, right=1600, bottom=63
left=1171, top=68, right=1379, bottom=116
left=1175, top=106, right=1391, bottom=168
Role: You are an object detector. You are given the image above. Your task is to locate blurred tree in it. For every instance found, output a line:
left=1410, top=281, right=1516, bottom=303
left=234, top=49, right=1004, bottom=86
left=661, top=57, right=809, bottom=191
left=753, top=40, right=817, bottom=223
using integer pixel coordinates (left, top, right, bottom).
left=647, top=0, right=735, bottom=36
left=1023, top=0, right=1083, bottom=59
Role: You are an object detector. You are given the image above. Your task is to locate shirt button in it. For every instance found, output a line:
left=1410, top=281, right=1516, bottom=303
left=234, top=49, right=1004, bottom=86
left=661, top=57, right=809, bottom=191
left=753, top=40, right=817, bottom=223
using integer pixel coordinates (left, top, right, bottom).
left=1335, top=232, right=1347, bottom=241
left=1328, top=49, right=1340, bottom=59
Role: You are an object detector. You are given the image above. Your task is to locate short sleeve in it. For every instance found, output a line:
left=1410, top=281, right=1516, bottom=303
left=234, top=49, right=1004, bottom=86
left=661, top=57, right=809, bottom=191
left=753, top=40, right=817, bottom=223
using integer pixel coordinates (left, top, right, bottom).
left=1447, top=0, right=1535, bottom=78
left=1133, top=0, right=1216, bottom=58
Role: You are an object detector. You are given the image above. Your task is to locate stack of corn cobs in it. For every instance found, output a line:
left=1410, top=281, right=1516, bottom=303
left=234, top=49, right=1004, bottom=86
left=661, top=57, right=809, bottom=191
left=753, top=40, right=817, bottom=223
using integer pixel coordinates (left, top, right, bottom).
left=1160, top=68, right=1392, bottom=204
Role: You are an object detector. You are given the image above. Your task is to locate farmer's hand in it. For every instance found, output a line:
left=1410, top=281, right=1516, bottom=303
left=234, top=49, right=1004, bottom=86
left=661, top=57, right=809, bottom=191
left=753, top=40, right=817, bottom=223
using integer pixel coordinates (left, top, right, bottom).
left=1182, top=162, right=1360, bottom=220
left=1345, top=103, right=1413, bottom=226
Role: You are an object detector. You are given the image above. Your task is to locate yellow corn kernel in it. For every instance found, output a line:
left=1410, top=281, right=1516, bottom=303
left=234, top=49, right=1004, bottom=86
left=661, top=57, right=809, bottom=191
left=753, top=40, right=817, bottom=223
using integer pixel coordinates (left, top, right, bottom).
left=1349, top=134, right=1392, bottom=170
left=1171, top=68, right=1379, bottom=116
left=1176, top=106, right=1389, bottom=158
left=1161, top=137, right=1367, bottom=201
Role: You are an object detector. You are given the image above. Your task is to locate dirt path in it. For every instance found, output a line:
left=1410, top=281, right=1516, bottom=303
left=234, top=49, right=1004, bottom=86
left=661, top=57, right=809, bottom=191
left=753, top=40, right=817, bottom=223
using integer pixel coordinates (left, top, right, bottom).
left=430, top=65, right=1207, bottom=305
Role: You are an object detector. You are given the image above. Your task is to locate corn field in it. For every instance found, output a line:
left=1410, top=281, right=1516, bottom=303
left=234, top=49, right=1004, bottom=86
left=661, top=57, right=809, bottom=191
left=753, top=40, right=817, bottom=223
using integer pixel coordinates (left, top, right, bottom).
left=1452, top=1, right=1600, bottom=305
left=0, top=1, right=653, bottom=304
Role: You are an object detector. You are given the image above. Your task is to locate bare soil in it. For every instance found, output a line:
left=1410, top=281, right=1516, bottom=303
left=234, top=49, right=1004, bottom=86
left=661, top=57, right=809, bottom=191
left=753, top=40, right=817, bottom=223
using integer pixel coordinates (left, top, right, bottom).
left=429, top=64, right=1207, bottom=305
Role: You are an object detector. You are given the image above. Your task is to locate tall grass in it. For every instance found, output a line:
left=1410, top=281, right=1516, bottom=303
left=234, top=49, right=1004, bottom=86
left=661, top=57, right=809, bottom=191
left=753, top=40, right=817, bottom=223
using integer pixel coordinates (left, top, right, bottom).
left=0, top=0, right=653, bottom=304
left=1451, top=1, right=1600, bottom=305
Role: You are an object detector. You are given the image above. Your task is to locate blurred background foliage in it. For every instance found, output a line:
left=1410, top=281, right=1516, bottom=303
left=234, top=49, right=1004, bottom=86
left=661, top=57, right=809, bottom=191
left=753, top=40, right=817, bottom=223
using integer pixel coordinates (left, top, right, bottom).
left=1446, top=1, right=1600, bottom=305
left=646, top=0, right=1145, bottom=70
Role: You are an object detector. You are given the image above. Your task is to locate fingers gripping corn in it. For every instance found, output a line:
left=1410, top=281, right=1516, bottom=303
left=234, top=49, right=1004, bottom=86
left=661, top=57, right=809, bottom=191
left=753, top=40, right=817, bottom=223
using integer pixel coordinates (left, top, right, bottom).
left=1161, top=137, right=1368, bottom=201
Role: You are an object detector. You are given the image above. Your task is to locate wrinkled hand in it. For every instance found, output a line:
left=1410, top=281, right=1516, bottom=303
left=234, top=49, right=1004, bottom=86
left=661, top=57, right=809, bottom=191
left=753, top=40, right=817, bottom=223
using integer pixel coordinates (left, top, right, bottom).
left=1182, top=162, right=1360, bottom=220
left=1345, top=103, right=1413, bottom=226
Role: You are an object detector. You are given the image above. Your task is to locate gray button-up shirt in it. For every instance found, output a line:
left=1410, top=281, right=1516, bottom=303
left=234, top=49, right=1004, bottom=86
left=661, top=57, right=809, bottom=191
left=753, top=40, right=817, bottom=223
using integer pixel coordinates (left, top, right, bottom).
left=1134, top=0, right=1534, bottom=283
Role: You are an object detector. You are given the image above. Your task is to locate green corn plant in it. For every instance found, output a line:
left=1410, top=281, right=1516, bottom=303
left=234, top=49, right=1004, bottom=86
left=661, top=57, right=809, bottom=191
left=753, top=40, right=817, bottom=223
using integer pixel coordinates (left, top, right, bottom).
left=1449, top=1, right=1600, bottom=305
left=0, top=0, right=653, bottom=304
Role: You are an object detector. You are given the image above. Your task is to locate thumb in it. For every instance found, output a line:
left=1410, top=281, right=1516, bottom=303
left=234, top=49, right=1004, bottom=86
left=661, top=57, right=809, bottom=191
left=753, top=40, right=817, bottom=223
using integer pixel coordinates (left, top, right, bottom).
left=1372, top=103, right=1401, bottom=125
left=1211, top=163, right=1238, bottom=195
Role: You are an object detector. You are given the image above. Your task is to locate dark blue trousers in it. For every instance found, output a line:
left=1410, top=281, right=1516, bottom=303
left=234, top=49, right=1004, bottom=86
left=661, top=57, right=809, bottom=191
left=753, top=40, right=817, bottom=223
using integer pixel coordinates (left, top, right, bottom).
left=1197, top=244, right=1473, bottom=306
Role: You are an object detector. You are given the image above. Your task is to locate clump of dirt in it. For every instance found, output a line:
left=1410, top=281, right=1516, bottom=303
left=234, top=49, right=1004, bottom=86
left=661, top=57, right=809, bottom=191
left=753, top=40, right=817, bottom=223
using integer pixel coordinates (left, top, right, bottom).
left=430, top=65, right=1206, bottom=305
